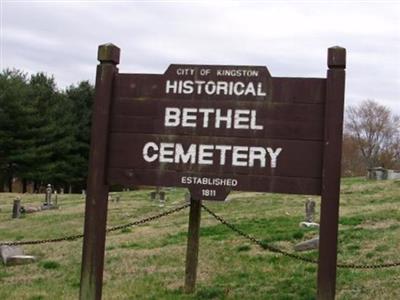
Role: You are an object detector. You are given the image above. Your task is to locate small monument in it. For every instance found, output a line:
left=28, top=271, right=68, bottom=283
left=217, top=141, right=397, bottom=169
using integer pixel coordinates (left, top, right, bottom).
left=305, top=198, right=316, bottom=223
left=299, top=198, right=319, bottom=228
left=45, top=184, right=52, bottom=206
left=158, top=191, right=165, bottom=207
left=294, top=237, right=319, bottom=252
left=387, top=169, right=400, bottom=180
left=367, top=167, right=387, bottom=180
left=108, top=193, right=121, bottom=203
left=12, top=197, right=21, bottom=219
left=54, top=190, right=58, bottom=206
left=42, top=184, right=58, bottom=210
left=1, top=245, right=36, bottom=266
left=150, top=187, right=166, bottom=206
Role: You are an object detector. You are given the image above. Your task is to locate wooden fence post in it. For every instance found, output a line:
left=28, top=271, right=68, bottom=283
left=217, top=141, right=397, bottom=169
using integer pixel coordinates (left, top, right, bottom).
left=79, top=43, right=120, bottom=300
left=184, top=197, right=202, bottom=293
left=317, top=46, right=346, bottom=300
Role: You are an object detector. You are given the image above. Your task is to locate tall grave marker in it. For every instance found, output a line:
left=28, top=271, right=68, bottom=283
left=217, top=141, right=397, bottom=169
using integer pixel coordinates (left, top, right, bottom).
left=80, top=43, right=345, bottom=300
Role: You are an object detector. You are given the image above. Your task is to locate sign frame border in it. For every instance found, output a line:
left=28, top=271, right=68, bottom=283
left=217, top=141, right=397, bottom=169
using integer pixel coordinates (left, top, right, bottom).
left=79, top=44, right=346, bottom=300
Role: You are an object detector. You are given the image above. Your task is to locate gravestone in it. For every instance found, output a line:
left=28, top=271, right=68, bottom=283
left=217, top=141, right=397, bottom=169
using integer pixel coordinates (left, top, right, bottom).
left=0, top=245, right=36, bottom=266
left=294, top=237, right=319, bottom=251
left=24, top=206, right=41, bottom=213
left=159, top=191, right=165, bottom=201
left=109, top=194, right=121, bottom=202
left=45, top=184, right=52, bottom=206
left=12, top=197, right=21, bottom=219
left=387, top=169, right=400, bottom=180
left=42, top=184, right=58, bottom=210
left=159, top=191, right=166, bottom=207
left=149, top=187, right=166, bottom=206
left=299, top=198, right=319, bottom=228
left=367, top=167, right=387, bottom=180
left=305, top=198, right=316, bottom=222
left=150, top=187, right=164, bottom=201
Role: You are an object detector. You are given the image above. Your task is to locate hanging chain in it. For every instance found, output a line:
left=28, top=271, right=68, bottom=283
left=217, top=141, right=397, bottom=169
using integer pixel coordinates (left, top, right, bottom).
left=0, top=202, right=190, bottom=246
left=201, top=204, right=317, bottom=264
left=201, top=204, right=400, bottom=269
left=2, top=201, right=399, bottom=269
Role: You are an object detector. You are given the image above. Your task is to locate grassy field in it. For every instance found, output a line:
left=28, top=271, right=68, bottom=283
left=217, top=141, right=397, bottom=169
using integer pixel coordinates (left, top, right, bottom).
left=0, top=177, right=399, bottom=299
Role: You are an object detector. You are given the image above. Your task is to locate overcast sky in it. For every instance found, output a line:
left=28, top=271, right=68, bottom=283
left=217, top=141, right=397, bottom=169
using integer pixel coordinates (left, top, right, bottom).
left=1, top=0, right=400, bottom=115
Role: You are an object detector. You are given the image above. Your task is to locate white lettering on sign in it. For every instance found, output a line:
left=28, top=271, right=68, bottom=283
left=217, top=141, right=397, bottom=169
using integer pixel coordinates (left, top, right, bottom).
left=164, top=107, right=263, bottom=130
left=181, top=176, right=238, bottom=187
left=165, top=80, right=267, bottom=96
left=267, top=147, right=282, bottom=168
left=215, top=145, right=231, bottom=165
left=174, top=68, right=260, bottom=78
left=216, top=69, right=259, bottom=77
left=142, top=142, right=282, bottom=168
left=176, top=68, right=195, bottom=76
left=202, top=189, right=216, bottom=197
left=174, top=144, right=196, bottom=164
left=142, top=67, right=281, bottom=183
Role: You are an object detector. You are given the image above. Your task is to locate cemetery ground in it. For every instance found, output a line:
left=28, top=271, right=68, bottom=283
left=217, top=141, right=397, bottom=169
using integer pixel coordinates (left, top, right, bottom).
left=0, top=178, right=399, bottom=300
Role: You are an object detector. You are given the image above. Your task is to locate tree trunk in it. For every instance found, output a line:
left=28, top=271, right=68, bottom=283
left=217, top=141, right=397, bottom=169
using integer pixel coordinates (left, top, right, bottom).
left=0, top=175, right=4, bottom=192
left=8, top=177, right=13, bottom=193
left=22, top=178, right=27, bottom=193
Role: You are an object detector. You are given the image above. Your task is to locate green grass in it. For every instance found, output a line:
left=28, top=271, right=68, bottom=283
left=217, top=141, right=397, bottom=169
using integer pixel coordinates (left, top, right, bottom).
left=39, top=260, right=60, bottom=270
left=0, top=178, right=399, bottom=299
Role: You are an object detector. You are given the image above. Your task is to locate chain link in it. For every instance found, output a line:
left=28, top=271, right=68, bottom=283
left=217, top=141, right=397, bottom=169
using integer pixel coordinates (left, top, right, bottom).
left=0, top=202, right=190, bottom=246
left=201, top=204, right=400, bottom=269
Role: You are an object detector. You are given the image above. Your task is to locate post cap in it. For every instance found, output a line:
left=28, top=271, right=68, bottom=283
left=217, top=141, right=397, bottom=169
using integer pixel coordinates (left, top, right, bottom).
left=97, top=43, right=120, bottom=64
left=328, top=46, right=346, bottom=69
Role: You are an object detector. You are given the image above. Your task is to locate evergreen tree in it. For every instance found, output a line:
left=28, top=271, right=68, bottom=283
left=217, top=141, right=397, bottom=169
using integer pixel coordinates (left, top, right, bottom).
left=18, top=73, right=60, bottom=186
left=1, top=70, right=94, bottom=192
left=0, top=69, right=31, bottom=191
left=23, top=73, right=82, bottom=190
left=65, top=81, right=94, bottom=190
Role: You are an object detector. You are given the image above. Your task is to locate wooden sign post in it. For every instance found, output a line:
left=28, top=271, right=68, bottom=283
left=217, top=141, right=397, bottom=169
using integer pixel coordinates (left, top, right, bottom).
left=80, top=44, right=120, bottom=300
left=317, top=47, right=346, bottom=300
left=80, top=44, right=345, bottom=300
left=184, top=197, right=202, bottom=293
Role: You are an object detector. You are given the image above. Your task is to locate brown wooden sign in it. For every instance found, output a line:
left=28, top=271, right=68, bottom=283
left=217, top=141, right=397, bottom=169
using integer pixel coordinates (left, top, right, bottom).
left=80, top=44, right=346, bottom=300
left=108, top=64, right=327, bottom=201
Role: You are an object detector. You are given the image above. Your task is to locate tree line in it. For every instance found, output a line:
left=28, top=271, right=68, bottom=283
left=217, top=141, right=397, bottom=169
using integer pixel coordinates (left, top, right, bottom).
left=1, top=69, right=399, bottom=192
left=0, top=69, right=94, bottom=192
left=342, top=99, right=400, bottom=176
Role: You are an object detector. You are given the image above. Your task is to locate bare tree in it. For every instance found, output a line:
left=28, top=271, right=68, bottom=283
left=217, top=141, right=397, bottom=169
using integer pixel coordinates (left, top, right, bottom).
left=345, top=99, right=400, bottom=169
left=341, top=133, right=365, bottom=176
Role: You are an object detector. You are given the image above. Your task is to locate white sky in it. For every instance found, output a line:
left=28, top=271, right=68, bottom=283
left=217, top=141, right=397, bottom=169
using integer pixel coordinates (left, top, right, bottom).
left=1, top=0, right=400, bottom=115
